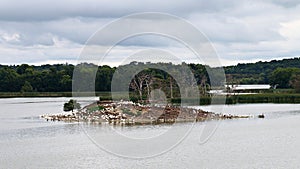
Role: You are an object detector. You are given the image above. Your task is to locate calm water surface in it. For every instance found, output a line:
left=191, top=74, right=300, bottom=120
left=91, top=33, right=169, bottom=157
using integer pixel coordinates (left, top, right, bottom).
left=1, top=98, right=300, bottom=169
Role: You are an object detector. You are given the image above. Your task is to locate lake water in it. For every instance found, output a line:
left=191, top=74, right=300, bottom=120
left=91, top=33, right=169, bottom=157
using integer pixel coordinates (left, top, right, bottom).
left=1, top=98, right=300, bottom=168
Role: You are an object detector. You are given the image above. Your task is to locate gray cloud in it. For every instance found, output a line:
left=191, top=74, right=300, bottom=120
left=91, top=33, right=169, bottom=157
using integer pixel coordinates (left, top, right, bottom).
left=0, top=0, right=242, bottom=21
left=0, top=0, right=300, bottom=65
left=270, top=0, right=300, bottom=7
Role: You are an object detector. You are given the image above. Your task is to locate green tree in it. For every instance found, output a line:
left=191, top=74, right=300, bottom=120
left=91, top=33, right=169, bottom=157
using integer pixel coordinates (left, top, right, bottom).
left=0, top=67, right=22, bottom=92
left=290, top=74, right=300, bottom=93
left=63, top=99, right=81, bottom=112
left=16, top=64, right=31, bottom=74
left=269, top=67, right=300, bottom=88
left=95, top=65, right=115, bottom=91
left=21, top=81, right=34, bottom=93
left=60, top=75, right=72, bottom=91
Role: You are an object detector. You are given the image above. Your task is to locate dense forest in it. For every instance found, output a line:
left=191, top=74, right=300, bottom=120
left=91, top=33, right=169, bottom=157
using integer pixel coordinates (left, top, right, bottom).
left=0, top=57, right=300, bottom=94
left=225, top=57, right=300, bottom=87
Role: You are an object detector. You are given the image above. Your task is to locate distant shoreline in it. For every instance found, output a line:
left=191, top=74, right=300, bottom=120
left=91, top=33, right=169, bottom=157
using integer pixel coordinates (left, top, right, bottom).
left=2, top=92, right=300, bottom=104
left=0, top=92, right=73, bottom=98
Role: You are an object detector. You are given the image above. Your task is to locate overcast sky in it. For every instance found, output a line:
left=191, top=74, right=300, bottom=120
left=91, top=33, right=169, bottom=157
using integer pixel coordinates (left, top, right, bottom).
left=1, top=0, right=300, bottom=66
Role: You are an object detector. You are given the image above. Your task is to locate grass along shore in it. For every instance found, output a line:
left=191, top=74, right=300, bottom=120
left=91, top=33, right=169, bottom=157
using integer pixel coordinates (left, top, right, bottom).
left=1, top=92, right=300, bottom=104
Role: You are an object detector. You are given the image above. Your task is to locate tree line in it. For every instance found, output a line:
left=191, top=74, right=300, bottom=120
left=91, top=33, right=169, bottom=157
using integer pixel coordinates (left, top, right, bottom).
left=0, top=57, right=300, bottom=93
left=0, top=63, right=115, bottom=92
left=225, top=57, right=300, bottom=90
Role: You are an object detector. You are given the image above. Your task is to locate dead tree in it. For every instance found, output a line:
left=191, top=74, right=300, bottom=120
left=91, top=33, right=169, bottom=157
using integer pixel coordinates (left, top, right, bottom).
left=130, top=72, right=152, bottom=101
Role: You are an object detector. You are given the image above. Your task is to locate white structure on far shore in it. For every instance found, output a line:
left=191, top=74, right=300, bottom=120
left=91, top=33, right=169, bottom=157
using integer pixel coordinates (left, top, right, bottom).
left=209, top=84, right=271, bottom=95
left=226, top=84, right=271, bottom=91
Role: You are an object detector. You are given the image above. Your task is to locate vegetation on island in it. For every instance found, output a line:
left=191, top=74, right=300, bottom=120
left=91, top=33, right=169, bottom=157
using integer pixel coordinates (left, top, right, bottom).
left=63, top=99, right=81, bottom=112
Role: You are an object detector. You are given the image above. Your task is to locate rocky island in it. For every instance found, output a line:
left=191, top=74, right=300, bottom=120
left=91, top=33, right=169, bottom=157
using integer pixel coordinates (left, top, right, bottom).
left=41, top=100, right=252, bottom=125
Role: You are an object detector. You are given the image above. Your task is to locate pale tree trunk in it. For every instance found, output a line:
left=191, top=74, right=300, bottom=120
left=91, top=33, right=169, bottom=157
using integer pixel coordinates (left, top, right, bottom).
left=145, top=79, right=152, bottom=101
left=170, top=77, right=173, bottom=99
left=131, top=73, right=152, bottom=102
left=200, top=76, right=207, bottom=96
left=132, top=77, right=143, bottom=101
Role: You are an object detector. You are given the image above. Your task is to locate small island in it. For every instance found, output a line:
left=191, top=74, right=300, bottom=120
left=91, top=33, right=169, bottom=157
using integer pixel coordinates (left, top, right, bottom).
left=41, top=99, right=252, bottom=125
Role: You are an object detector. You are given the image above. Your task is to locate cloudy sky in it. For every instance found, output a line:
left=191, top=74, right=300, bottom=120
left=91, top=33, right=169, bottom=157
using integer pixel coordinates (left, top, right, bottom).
left=1, top=0, right=300, bottom=66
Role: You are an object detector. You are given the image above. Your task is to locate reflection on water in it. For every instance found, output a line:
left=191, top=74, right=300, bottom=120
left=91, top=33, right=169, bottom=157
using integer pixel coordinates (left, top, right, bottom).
left=0, top=98, right=300, bottom=168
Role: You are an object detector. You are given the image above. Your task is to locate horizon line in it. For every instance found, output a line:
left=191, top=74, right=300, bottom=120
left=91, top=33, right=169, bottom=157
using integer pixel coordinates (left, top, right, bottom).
left=1, top=56, right=299, bottom=68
